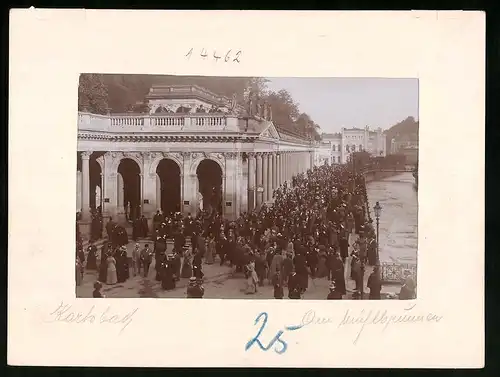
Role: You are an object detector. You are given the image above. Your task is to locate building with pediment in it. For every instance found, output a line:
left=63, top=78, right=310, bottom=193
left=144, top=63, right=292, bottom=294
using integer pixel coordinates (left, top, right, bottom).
left=77, top=84, right=315, bottom=236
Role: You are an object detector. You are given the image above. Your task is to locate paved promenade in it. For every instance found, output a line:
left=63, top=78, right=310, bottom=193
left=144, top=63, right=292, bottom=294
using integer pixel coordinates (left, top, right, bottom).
left=78, top=234, right=400, bottom=299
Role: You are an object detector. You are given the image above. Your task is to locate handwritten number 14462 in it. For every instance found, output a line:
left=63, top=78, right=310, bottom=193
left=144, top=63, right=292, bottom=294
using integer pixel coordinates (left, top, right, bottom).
left=185, top=48, right=241, bottom=63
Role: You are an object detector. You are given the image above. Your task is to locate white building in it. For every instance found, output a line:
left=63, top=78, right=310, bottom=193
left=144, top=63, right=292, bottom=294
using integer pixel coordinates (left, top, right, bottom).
left=322, top=126, right=387, bottom=164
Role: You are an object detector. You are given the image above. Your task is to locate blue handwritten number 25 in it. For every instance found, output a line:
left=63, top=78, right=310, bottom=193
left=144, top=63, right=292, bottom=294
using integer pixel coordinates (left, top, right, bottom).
left=245, top=312, right=302, bottom=355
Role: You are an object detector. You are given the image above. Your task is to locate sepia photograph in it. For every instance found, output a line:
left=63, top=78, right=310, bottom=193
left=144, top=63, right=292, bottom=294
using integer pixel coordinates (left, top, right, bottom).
left=76, top=74, right=419, bottom=300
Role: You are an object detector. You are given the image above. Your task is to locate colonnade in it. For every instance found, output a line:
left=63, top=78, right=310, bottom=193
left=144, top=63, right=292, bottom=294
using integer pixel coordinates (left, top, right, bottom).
left=246, top=150, right=314, bottom=211
left=77, top=149, right=315, bottom=235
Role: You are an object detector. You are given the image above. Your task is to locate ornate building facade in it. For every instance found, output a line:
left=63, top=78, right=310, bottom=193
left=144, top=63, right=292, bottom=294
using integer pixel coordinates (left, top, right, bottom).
left=322, top=126, right=387, bottom=164
left=77, top=85, right=314, bottom=236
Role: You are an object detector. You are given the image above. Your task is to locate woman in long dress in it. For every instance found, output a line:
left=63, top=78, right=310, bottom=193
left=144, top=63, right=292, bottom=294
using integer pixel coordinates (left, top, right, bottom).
left=106, top=254, right=117, bottom=285
left=181, top=249, right=193, bottom=278
left=317, top=246, right=328, bottom=278
left=86, top=245, right=98, bottom=270
left=75, top=258, right=83, bottom=286
left=205, top=236, right=215, bottom=264
left=245, top=261, right=258, bottom=294
left=147, top=252, right=157, bottom=280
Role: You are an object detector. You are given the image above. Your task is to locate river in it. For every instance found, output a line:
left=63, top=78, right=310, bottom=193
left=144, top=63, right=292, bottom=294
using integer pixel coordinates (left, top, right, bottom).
left=366, top=172, right=418, bottom=264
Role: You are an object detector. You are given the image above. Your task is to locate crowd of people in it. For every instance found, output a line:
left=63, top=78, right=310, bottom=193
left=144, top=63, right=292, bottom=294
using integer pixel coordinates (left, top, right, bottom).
left=76, top=163, right=417, bottom=300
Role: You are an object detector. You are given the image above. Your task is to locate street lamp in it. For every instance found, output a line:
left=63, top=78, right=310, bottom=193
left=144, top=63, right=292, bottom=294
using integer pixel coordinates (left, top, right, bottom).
left=373, top=201, right=382, bottom=264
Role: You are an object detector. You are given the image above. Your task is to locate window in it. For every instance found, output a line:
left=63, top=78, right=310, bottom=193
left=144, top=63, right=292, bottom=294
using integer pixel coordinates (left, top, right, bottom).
left=332, top=144, right=336, bottom=152
left=337, top=156, right=341, bottom=163
left=346, top=145, right=349, bottom=152
left=359, top=144, right=363, bottom=151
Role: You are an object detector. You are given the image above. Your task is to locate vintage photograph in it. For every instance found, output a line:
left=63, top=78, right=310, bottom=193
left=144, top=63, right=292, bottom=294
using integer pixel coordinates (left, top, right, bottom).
left=76, top=74, right=418, bottom=300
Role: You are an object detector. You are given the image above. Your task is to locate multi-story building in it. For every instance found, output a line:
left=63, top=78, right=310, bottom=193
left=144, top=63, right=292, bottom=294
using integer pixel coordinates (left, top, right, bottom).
left=322, top=126, right=387, bottom=164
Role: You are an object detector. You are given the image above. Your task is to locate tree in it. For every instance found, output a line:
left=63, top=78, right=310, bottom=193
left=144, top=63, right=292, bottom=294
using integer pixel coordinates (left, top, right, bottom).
left=78, top=74, right=109, bottom=114
left=264, top=89, right=300, bottom=131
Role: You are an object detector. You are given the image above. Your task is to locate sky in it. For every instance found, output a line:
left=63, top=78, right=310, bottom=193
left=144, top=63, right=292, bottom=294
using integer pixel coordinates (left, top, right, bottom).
left=264, top=77, right=418, bottom=134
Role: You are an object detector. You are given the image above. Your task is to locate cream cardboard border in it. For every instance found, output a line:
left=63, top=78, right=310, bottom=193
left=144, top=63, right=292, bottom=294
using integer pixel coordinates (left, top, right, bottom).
left=8, top=10, right=485, bottom=368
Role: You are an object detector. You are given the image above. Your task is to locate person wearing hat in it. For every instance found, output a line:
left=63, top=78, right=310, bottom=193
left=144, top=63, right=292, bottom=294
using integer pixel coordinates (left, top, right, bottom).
left=287, top=272, right=302, bottom=299
left=86, top=243, right=98, bottom=271
left=131, top=243, right=141, bottom=277
left=186, top=277, right=204, bottom=298
left=92, top=281, right=105, bottom=298
left=161, top=254, right=176, bottom=290
left=75, top=256, right=83, bottom=287
left=273, top=270, right=284, bottom=299
left=327, top=281, right=343, bottom=300
left=367, top=265, right=382, bottom=299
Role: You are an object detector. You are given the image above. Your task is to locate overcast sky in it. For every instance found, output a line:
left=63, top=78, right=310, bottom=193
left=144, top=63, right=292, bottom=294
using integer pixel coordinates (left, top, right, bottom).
left=265, top=77, right=418, bottom=134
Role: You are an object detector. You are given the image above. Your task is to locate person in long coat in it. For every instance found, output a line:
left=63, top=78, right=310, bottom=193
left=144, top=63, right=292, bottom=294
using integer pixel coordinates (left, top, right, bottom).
left=85, top=244, right=97, bottom=271
left=281, top=252, right=294, bottom=287
left=172, top=248, right=182, bottom=281
left=367, top=266, right=382, bottom=299
left=161, top=256, right=176, bottom=290
left=75, top=258, right=83, bottom=286
left=331, top=252, right=347, bottom=296
left=181, top=249, right=193, bottom=278
left=293, top=250, right=309, bottom=292
left=245, top=261, right=258, bottom=294
left=147, top=250, right=157, bottom=280
left=316, top=246, right=328, bottom=278
left=192, top=249, right=204, bottom=280
left=288, top=272, right=302, bottom=299
left=269, top=250, right=284, bottom=283
left=273, top=271, right=284, bottom=299
left=106, top=253, right=117, bottom=285
left=205, top=236, right=215, bottom=264
left=116, top=247, right=129, bottom=283
left=140, top=215, right=149, bottom=238
left=98, top=251, right=108, bottom=283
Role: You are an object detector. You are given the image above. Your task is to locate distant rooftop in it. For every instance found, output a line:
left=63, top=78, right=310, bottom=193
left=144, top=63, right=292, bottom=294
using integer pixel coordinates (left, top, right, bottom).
left=145, top=84, right=239, bottom=108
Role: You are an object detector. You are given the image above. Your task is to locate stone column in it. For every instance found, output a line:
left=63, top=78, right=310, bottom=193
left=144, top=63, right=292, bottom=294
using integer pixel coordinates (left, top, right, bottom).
left=267, top=153, right=273, bottom=201
left=80, top=151, right=92, bottom=221
left=76, top=171, right=82, bottom=213
left=117, top=173, right=124, bottom=212
left=283, top=153, right=288, bottom=182
left=256, top=153, right=263, bottom=208
left=156, top=174, right=161, bottom=211
left=224, top=152, right=239, bottom=220
left=262, top=153, right=268, bottom=204
left=276, top=153, right=281, bottom=187
left=139, top=173, right=144, bottom=216
left=272, top=153, right=277, bottom=192
left=247, top=153, right=256, bottom=211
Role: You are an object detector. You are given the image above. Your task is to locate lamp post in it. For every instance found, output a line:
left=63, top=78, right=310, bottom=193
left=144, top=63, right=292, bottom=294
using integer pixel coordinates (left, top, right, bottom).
left=374, top=201, right=382, bottom=264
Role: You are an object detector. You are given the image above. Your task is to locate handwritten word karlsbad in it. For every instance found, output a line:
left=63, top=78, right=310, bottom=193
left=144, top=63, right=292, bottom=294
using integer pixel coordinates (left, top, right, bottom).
left=46, top=301, right=139, bottom=333
left=185, top=48, right=242, bottom=63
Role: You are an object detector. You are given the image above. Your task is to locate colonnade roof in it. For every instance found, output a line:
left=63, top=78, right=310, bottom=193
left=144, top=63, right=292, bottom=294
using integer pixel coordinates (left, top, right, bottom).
left=78, top=111, right=312, bottom=147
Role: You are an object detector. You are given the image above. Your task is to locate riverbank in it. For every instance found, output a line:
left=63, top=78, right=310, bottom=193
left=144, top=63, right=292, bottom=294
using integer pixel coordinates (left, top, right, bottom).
left=362, top=172, right=418, bottom=286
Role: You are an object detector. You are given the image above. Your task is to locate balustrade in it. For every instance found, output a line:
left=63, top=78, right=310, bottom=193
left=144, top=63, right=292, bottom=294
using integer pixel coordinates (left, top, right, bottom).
left=78, top=111, right=230, bottom=132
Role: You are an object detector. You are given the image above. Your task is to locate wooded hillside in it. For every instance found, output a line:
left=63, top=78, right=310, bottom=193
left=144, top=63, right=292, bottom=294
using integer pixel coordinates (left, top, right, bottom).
left=78, top=74, right=321, bottom=140
left=384, top=116, right=419, bottom=152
